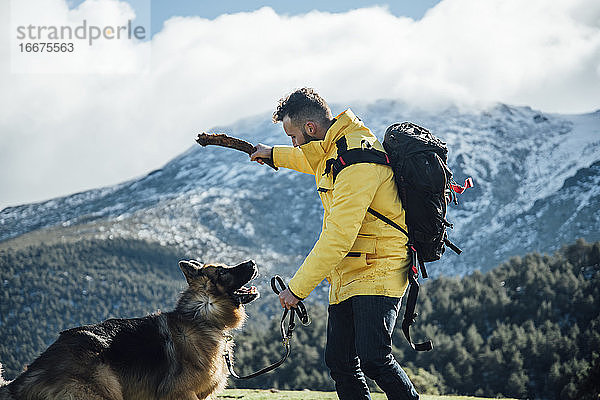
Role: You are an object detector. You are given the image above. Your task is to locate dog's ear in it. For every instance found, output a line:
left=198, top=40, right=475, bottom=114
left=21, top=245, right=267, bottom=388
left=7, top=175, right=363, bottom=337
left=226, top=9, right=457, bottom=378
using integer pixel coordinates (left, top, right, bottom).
left=179, top=260, right=201, bottom=284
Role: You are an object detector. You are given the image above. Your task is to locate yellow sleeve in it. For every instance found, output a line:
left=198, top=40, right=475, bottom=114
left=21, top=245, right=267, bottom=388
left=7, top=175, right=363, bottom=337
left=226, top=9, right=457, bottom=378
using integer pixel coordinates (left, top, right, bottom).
left=288, top=163, right=381, bottom=298
left=272, top=146, right=314, bottom=175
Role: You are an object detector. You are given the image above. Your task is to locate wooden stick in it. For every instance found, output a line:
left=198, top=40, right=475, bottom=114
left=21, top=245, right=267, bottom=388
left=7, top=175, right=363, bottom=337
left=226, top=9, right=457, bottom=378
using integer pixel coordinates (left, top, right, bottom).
left=195, top=133, right=278, bottom=171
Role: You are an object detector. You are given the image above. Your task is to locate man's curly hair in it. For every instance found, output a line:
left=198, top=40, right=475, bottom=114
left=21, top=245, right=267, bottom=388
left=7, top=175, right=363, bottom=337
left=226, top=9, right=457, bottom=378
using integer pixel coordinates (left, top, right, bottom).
left=272, top=88, right=332, bottom=127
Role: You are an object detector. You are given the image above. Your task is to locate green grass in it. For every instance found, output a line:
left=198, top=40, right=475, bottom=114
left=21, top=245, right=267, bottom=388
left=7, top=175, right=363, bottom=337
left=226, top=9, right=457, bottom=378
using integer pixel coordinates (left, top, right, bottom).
left=216, top=389, right=516, bottom=399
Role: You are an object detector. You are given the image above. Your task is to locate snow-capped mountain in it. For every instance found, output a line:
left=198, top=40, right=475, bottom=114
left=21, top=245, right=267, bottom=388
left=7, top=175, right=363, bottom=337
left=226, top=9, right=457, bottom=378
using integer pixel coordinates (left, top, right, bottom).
left=1, top=101, right=599, bottom=278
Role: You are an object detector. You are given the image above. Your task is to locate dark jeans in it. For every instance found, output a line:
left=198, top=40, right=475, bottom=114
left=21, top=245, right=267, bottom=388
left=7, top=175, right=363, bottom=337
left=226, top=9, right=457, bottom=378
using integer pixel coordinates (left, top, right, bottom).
left=325, top=295, right=419, bottom=400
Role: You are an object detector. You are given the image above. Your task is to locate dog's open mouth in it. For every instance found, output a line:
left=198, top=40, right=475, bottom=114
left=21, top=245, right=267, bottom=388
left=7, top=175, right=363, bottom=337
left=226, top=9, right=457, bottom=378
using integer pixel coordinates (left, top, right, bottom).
left=232, top=285, right=260, bottom=304
left=229, top=261, right=260, bottom=305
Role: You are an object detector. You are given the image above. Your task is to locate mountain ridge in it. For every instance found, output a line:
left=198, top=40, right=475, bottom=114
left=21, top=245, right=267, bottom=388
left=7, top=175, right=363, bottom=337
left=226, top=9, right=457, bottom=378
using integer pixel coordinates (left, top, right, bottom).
left=1, top=101, right=599, bottom=277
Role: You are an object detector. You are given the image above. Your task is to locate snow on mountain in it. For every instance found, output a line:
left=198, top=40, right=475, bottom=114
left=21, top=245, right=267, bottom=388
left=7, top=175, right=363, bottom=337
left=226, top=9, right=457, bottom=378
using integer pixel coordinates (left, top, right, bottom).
left=1, top=102, right=599, bottom=278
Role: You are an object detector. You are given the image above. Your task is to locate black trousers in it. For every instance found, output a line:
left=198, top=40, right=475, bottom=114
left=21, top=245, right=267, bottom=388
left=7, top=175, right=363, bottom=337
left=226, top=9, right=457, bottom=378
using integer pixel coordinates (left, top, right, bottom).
left=325, top=295, right=419, bottom=400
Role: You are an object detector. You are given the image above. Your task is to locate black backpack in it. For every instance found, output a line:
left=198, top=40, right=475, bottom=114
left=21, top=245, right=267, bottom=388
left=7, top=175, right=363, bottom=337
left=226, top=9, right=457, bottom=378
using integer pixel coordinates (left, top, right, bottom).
left=326, top=121, right=472, bottom=351
left=381, top=122, right=466, bottom=262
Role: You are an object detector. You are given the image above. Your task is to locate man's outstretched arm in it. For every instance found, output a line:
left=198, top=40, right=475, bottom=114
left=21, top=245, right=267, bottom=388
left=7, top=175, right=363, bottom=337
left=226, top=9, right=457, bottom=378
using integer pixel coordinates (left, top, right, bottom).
left=250, top=144, right=314, bottom=175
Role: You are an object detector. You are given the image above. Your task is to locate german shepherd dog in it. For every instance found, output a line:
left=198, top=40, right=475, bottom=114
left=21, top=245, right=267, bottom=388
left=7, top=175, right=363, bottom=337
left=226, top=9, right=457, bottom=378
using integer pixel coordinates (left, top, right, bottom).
left=0, top=259, right=260, bottom=400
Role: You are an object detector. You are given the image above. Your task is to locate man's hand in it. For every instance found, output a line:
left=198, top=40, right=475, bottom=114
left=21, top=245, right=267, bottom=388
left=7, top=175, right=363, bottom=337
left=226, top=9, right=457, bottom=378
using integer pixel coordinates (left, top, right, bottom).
left=250, top=143, right=273, bottom=165
left=279, top=287, right=300, bottom=309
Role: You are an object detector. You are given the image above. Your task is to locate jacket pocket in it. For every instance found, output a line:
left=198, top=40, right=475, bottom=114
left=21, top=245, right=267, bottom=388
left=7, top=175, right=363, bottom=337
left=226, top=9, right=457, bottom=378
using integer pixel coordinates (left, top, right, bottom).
left=339, top=235, right=376, bottom=283
left=351, top=235, right=376, bottom=254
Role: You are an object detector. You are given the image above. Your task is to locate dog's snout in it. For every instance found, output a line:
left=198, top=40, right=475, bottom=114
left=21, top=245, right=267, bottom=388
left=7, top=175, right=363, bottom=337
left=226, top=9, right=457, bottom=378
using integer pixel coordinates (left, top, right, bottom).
left=231, top=260, right=258, bottom=283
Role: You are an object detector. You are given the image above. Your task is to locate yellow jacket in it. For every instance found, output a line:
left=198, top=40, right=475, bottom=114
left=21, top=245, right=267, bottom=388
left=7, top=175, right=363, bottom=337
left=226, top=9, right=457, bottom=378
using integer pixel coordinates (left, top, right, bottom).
left=273, top=109, right=410, bottom=304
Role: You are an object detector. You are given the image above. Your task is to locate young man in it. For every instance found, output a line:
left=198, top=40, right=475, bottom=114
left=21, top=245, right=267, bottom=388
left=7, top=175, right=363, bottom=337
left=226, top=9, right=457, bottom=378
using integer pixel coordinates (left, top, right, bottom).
left=250, top=88, right=419, bottom=400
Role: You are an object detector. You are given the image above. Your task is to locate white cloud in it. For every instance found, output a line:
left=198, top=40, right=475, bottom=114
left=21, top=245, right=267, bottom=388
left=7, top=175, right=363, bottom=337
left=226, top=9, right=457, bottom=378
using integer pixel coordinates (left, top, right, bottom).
left=1, top=0, right=599, bottom=209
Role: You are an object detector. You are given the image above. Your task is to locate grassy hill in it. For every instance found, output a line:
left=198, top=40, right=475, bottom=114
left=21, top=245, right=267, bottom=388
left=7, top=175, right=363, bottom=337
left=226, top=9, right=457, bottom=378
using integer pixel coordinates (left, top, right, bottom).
left=216, top=389, right=516, bottom=399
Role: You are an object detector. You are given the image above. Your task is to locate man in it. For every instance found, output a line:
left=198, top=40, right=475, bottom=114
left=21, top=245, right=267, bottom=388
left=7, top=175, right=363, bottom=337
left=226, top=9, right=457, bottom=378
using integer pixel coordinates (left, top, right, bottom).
left=250, top=88, right=419, bottom=400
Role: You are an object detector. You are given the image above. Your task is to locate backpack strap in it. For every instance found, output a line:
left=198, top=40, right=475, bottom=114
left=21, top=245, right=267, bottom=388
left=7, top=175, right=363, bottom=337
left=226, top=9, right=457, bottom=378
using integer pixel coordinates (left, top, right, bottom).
left=367, top=209, right=433, bottom=351
left=366, top=207, right=408, bottom=238
left=402, top=248, right=433, bottom=352
left=323, top=137, right=391, bottom=182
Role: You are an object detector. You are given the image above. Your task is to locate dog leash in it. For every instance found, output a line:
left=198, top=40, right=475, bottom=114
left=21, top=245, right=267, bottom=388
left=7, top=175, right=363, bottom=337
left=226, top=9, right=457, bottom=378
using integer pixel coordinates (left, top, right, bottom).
left=224, top=275, right=310, bottom=379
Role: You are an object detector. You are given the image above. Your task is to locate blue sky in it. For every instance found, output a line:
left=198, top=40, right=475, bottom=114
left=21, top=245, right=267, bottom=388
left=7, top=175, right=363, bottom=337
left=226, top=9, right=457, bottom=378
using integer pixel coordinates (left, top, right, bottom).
left=68, top=0, right=442, bottom=36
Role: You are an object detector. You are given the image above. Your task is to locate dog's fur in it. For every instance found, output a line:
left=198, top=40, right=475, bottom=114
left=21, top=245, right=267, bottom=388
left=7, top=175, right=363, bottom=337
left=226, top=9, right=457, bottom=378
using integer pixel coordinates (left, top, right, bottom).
left=0, top=259, right=259, bottom=400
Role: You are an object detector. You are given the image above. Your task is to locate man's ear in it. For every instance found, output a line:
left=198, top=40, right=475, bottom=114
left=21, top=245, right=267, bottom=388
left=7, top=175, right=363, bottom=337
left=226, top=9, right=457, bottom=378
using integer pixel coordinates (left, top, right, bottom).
left=179, top=260, right=201, bottom=284
left=304, top=121, right=317, bottom=137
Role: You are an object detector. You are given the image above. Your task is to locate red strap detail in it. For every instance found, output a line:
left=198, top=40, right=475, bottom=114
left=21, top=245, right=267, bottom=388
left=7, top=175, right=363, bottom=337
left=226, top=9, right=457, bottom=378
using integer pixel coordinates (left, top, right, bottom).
left=339, top=156, right=346, bottom=166
left=450, top=177, right=473, bottom=194
left=411, top=265, right=418, bottom=275
left=385, top=154, right=390, bottom=164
